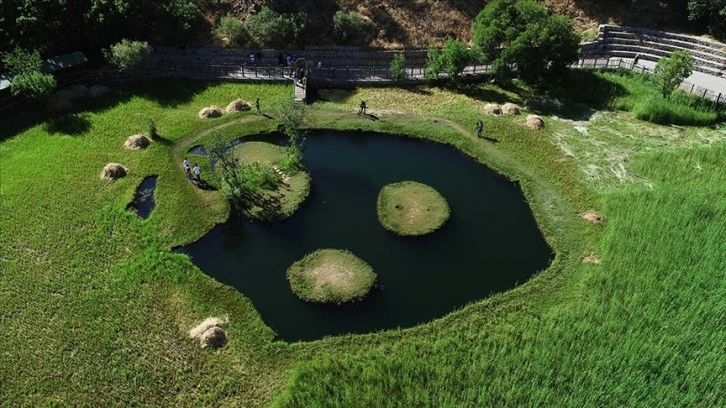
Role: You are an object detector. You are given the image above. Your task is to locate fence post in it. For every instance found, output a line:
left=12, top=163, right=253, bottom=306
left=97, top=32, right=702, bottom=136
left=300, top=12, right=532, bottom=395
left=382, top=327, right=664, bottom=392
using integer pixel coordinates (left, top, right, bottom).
left=641, top=66, right=645, bottom=74
left=410, top=67, right=414, bottom=78
left=594, top=58, right=598, bottom=68
left=716, top=93, right=721, bottom=106
left=703, top=89, right=708, bottom=98
left=690, top=84, right=695, bottom=93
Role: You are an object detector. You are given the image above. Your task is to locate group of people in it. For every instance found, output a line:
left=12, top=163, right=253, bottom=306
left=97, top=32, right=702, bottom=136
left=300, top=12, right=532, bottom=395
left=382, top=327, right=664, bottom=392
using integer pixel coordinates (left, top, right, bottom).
left=182, top=158, right=201, bottom=182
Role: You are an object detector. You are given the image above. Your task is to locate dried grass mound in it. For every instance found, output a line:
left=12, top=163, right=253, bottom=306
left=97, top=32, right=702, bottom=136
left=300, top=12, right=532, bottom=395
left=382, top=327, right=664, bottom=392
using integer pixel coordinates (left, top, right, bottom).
left=198, top=106, right=223, bottom=119
left=225, top=99, right=252, bottom=113
left=526, top=115, right=545, bottom=130
left=189, top=316, right=228, bottom=348
left=88, top=85, right=111, bottom=98
left=484, top=104, right=502, bottom=115
left=124, top=134, right=151, bottom=150
left=502, top=103, right=520, bottom=115
left=582, top=211, right=606, bottom=224
left=583, top=254, right=601, bottom=264
left=100, top=163, right=127, bottom=180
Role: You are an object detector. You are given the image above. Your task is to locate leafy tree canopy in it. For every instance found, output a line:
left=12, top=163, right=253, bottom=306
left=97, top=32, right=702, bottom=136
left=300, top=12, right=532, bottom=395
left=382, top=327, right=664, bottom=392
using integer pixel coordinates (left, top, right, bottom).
left=688, top=0, right=726, bottom=40
left=472, top=0, right=580, bottom=83
left=652, top=50, right=694, bottom=98
left=245, top=6, right=308, bottom=48
left=425, top=39, right=472, bottom=81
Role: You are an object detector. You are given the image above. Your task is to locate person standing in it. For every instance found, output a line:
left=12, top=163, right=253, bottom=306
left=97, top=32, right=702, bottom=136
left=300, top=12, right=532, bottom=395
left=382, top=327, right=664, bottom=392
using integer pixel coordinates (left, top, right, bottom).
left=358, top=100, right=367, bottom=115
left=255, top=98, right=260, bottom=113
left=183, top=158, right=192, bottom=179
left=476, top=120, right=483, bottom=138
left=193, top=164, right=201, bottom=181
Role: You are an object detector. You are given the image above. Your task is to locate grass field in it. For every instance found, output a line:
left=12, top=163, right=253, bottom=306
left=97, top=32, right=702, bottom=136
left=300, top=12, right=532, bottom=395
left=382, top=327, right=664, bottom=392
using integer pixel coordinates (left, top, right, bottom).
left=1, top=74, right=724, bottom=406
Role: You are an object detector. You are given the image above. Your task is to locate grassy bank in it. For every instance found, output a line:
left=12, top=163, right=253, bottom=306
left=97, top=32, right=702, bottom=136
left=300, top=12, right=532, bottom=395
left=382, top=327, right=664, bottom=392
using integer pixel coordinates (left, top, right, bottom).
left=1, top=73, right=724, bottom=406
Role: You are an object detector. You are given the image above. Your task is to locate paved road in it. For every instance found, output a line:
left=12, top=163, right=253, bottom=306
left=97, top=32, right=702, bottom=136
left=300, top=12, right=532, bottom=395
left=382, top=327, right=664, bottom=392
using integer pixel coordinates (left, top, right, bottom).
left=636, top=59, right=726, bottom=98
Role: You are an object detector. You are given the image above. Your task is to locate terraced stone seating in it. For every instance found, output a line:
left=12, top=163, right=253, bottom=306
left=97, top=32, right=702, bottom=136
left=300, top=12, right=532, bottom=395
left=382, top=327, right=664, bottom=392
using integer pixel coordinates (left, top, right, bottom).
left=584, top=25, right=726, bottom=78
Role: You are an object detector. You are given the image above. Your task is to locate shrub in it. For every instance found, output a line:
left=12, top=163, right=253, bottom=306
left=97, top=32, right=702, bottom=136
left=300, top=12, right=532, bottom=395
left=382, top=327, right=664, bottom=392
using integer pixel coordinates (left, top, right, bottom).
left=3, top=47, right=56, bottom=98
left=332, top=11, right=373, bottom=45
left=213, top=15, right=247, bottom=46
left=245, top=6, right=307, bottom=47
left=653, top=50, right=694, bottom=98
left=389, top=52, right=406, bottom=81
left=105, top=39, right=153, bottom=71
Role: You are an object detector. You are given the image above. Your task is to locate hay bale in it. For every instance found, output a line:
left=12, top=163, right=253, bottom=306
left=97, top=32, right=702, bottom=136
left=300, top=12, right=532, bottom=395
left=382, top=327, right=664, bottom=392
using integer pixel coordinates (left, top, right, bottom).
left=582, top=211, right=606, bottom=224
left=100, top=163, right=127, bottom=180
left=502, top=103, right=520, bottom=115
left=189, top=316, right=228, bottom=348
left=526, top=115, right=544, bottom=130
left=124, top=134, right=151, bottom=150
left=225, top=99, right=252, bottom=113
left=583, top=254, right=601, bottom=264
left=200, top=326, right=227, bottom=348
left=88, top=85, right=111, bottom=98
left=48, top=97, right=72, bottom=112
left=483, top=104, right=502, bottom=115
left=198, top=106, right=223, bottom=119
left=66, top=84, right=88, bottom=100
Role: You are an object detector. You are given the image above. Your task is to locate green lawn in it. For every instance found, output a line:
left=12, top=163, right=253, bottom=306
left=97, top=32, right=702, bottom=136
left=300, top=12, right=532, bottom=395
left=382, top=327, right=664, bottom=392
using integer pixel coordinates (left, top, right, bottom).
left=1, top=76, right=724, bottom=406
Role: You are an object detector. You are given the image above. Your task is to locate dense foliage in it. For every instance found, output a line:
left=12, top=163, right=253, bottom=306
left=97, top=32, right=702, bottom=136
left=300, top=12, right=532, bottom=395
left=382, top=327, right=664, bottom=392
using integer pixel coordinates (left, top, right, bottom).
left=425, top=39, right=472, bottom=80
left=472, top=0, right=579, bottom=83
left=245, top=6, right=308, bottom=48
left=332, top=11, right=373, bottom=45
left=688, top=0, right=726, bottom=39
left=0, top=0, right=201, bottom=56
left=104, top=40, right=153, bottom=71
left=2, top=47, right=55, bottom=98
left=213, top=15, right=247, bottom=46
left=653, top=50, right=694, bottom=98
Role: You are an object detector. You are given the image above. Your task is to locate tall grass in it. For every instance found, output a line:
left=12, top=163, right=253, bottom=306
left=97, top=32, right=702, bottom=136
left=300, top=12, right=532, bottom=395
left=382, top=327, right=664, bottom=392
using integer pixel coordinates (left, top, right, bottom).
left=554, top=69, right=722, bottom=126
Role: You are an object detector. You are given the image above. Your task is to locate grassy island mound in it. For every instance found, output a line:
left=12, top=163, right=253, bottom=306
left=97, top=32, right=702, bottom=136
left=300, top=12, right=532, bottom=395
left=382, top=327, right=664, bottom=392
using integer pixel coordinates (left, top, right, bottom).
left=377, top=181, right=450, bottom=236
left=286, top=249, right=377, bottom=304
left=229, top=141, right=311, bottom=221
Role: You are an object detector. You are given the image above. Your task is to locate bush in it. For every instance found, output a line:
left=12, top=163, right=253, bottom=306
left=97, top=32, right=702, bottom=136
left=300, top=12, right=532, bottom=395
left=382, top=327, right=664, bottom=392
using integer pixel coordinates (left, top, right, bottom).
left=213, top=15, right=247, bottom=46
left=332, top=11, right=373, bottom=45
left=105, top=39, right=153, bottom=71
left=389, top=52, right=406, bottom=81
left=245, top=6, right=307, bottom=47
left=3, top=47, right=56, bottom=98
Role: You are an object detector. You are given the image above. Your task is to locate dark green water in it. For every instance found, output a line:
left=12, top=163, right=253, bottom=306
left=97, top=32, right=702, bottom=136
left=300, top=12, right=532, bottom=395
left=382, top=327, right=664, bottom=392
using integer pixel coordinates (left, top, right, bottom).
left=180, top=131, right=552, bottom=342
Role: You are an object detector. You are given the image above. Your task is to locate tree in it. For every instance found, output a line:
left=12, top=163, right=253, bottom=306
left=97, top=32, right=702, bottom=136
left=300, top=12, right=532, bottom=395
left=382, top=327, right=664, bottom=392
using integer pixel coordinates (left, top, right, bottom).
left=424, top=39, right=472, bottom=81
left=3, top=48, right=56, bottom=98
left=332, top=11, right=373, bottom=45
left=245, top=6, right=308, bottom=47
left=213, top=15, right=247, bottom=46
left=652, top=50, right=694, bottom=98
left=688, top=0, right=726, bottom=40
left=105, top=40, right=153, bottom=71
left=472, top=0, right=580, bottom=83
left=389, top=52, right=406, bottom=81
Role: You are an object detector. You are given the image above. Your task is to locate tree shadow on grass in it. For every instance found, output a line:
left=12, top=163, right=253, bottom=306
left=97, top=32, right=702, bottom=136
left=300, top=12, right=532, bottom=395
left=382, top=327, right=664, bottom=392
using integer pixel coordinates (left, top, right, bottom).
left=44, top=113, right=92, bottom=135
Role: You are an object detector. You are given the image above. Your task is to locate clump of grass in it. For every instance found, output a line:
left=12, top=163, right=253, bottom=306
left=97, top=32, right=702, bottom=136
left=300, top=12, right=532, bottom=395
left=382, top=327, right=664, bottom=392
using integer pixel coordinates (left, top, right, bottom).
left=377, top=181, right=450, bottom=236
left=286, top=249, right=377, bottom=304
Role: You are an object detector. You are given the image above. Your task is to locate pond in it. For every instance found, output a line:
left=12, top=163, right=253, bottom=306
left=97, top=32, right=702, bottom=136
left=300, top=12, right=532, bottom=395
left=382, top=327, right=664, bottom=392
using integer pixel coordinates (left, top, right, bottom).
left=126, top=176, right=157, bottom=220
left=179, top=131, right=552, bottom=342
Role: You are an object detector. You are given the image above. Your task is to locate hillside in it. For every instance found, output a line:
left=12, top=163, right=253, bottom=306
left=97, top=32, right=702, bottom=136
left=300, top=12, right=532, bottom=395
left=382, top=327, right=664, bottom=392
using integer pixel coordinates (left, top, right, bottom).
left=212, top=0, right=692, bottom=48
